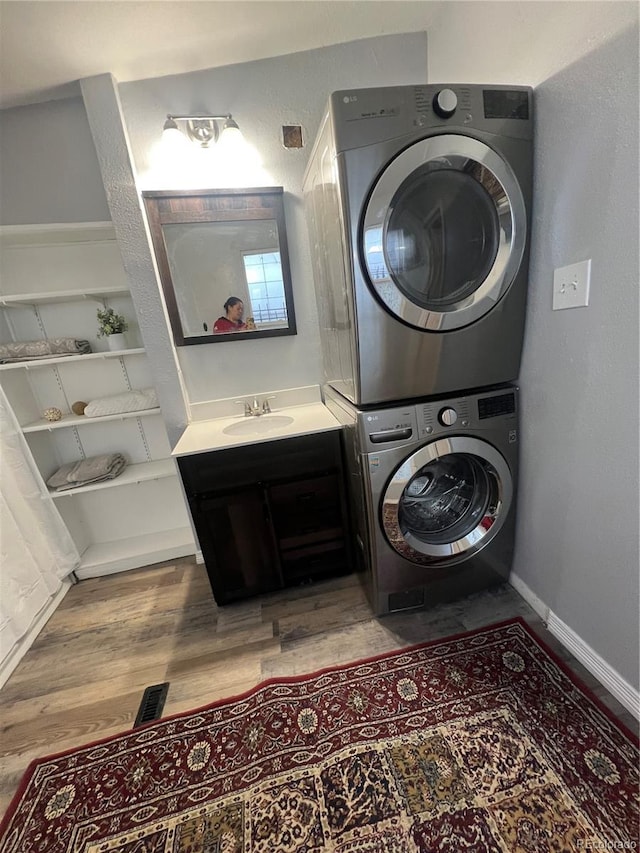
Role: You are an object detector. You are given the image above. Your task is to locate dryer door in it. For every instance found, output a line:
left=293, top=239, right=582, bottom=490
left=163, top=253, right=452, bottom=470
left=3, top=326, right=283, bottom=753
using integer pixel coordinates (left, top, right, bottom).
left=381, top=437, right=513, bottom=564
left=361, top=135, right=526, bottom=331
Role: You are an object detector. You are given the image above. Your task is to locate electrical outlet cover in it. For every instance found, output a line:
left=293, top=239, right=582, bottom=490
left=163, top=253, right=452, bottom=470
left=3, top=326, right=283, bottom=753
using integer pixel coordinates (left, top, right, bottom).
left=553, top=259, right=591, bottom=310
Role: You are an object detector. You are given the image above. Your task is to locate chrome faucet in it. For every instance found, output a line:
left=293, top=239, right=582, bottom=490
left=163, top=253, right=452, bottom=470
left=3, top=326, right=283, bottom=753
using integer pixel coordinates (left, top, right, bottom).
left=234, top=396, right=276, bottom=417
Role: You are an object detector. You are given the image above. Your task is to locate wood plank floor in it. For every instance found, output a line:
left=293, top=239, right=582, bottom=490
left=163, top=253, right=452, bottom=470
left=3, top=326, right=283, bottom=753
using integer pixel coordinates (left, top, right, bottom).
left=0, top=558, right=636, bottom=818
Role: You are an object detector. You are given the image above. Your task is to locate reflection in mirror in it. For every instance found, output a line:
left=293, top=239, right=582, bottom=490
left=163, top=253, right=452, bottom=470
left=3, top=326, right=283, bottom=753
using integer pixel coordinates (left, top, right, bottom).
left=142, top=187, right=296, bottom=345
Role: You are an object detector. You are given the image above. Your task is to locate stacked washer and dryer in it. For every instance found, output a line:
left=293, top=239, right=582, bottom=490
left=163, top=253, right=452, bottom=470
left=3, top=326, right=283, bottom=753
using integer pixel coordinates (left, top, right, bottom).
left=303, top=84, right=533, bottom=616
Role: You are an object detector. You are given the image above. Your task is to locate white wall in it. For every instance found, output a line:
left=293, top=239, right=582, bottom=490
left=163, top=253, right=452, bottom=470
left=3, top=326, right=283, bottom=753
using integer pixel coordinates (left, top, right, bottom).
left=427, top=2, right=639, bottom=690
left=118, top=33, right=428, bottom=406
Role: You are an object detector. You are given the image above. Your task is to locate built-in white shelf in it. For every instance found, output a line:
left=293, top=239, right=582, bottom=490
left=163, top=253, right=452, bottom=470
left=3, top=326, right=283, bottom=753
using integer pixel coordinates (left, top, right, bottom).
left=74, top=527, right=195, bottom=580
left=0, top=221, right=115, bottom=247
left=0, top=286, right=130, bottom=306
left=0, top=219, right=196, bottom=588
left=49, top=458, right=179, bottom=498
left=23, top=407, right=161, bottom=433
left=0, top=348, right=146, bottom=370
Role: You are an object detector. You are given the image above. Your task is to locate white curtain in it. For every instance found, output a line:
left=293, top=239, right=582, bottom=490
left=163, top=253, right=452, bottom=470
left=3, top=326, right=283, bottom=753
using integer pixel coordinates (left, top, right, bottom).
left=0, top=386, right=79, bottom=663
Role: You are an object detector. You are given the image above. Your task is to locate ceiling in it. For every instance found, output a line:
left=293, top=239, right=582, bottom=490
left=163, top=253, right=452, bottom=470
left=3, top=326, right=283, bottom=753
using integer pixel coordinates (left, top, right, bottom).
left=0, top=0, right=438, bottom=110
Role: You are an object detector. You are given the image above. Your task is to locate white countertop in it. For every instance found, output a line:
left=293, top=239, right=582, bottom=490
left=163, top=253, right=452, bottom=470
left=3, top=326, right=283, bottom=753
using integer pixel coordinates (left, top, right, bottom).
left=172, top=401, right=342, bottom=457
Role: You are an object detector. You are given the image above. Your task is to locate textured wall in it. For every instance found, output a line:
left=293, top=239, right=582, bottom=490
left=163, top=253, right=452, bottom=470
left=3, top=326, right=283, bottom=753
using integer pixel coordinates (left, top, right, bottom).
left=80, top=74, right=190, bottom=443
left=118, top=33, right=428, bottom=406
left=426, top=0, right=637, bottom=85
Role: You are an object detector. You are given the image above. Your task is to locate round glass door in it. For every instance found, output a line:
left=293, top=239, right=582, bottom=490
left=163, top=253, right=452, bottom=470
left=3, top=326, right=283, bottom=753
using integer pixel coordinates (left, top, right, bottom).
left=362, top=135, right=527, bottom=331
left=381, top=437, right=512, bottom=563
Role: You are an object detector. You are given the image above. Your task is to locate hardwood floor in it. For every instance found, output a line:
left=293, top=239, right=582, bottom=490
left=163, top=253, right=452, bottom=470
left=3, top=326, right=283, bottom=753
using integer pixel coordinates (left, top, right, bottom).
left=0, top=558, right=636, bottom=818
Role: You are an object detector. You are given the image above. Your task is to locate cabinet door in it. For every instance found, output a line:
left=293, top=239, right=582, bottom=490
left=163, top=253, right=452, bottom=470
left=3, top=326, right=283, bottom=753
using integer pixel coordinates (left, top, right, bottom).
left=194, top=487, right=281, bottom=604
left=268, top=474, right=343, bottom=548
left=267, top=474, right=351, bottom=585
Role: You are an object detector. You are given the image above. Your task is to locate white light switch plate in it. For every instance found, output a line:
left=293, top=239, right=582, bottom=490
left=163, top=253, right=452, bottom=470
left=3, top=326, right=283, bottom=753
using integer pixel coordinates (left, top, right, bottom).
left=553, top=259, right=591, bottom=310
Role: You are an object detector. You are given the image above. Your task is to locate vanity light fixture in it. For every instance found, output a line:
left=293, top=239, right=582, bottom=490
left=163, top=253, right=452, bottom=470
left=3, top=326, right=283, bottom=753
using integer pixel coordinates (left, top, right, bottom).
left=162, top=114, right=242, bottom=148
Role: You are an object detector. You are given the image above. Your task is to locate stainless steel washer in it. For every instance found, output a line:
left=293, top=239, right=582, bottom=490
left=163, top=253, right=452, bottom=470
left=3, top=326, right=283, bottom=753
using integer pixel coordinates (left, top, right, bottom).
left=304, top=84, right=533, bottom=405
left=324, top=384, right=519, bottom=615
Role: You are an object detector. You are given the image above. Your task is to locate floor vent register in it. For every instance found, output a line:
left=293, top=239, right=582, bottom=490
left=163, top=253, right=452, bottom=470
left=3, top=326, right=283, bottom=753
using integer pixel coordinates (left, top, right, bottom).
left=134, top=682, right=170, bottom=728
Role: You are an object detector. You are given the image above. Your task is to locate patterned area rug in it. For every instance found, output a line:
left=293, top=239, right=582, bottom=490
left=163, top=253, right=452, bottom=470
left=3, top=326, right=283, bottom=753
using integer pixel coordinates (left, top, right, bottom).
left=1, top=618, right=637, bottom=852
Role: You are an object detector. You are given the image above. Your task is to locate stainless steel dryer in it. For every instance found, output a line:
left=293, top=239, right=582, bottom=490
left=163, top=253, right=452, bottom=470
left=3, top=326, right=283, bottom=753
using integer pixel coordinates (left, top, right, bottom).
left=324, top=384, right=519, bottom=616
left=304, top=84, right=533, bottom=405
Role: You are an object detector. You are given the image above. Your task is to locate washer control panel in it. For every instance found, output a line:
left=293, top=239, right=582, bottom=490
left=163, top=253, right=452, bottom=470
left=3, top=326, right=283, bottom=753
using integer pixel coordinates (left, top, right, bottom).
left=416, top=390, right=517, bottom=438
left=356, top=388, right=518, bottom=448
left=417, top=399, right=472, bottom=437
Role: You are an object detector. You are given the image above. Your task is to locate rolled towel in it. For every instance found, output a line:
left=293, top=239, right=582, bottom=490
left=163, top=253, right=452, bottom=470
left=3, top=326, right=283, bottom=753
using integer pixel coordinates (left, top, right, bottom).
left=83, top=388, right=158, bottom=418
left=0, top=338, right=91, bottom=363
left=47, top=453, right=127, bottom=491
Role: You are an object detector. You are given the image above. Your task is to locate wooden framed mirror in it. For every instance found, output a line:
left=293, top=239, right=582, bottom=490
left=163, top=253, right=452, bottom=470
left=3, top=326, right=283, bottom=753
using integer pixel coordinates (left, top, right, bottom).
left=142, top=187, right=297, bottom=345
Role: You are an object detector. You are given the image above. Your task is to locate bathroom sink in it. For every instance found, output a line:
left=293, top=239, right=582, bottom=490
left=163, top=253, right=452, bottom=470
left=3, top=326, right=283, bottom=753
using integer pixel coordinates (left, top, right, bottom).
left=222, top=415, right=294, bottom=436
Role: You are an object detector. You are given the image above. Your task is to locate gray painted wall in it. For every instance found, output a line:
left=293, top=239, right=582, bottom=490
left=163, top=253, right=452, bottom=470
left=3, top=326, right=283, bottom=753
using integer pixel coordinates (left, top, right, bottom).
left=517, top=26, right=639, bottom=690
left=425, top=2, right=639, bottom=690
left=0, top=97, right=110, bottom=225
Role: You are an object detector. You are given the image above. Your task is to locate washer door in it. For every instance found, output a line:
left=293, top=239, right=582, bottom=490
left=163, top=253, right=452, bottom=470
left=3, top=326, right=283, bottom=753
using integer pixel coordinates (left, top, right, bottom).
left=361, top=135, right=527, bottom=331
left=381, top=437, right=513, bottom=564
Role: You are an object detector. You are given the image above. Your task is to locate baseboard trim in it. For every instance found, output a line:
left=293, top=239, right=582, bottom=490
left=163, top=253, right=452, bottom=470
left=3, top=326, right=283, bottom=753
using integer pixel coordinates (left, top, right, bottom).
left=0, top=579, right=72, bottom=690
left=546, top=610, right=640, bottom=721
left=510, top=572, right=639, bottom=720
left=509, top=572, right=549, bottom=621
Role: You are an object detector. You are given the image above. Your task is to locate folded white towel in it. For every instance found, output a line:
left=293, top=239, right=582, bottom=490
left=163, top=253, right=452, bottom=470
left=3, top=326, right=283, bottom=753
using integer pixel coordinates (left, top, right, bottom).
left=84, top=388, right=158, bottom=418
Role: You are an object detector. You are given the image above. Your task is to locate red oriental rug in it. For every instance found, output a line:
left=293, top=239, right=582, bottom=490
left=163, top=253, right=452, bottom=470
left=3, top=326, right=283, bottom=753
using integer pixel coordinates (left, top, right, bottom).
left=1, top=618, right=638, bottom=852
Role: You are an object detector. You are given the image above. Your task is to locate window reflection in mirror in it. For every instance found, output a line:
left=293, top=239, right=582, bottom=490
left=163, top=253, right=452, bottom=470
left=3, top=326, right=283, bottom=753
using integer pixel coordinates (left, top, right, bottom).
left=142, top=187, right=296, bottom=346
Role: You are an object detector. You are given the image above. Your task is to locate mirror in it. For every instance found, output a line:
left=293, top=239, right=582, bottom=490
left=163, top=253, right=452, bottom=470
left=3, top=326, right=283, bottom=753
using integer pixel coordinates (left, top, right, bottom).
left=142, top=187, right=297, bottom=345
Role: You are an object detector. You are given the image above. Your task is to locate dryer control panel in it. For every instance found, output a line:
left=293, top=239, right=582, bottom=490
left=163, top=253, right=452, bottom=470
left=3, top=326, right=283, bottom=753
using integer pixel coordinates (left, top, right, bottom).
left=330, top=83, right=533, bottom=154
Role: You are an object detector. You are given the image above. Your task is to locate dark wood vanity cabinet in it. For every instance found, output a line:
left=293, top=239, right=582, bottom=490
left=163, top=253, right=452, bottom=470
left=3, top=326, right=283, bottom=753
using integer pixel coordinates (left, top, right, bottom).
left=177, top=430, right=353, bottom=604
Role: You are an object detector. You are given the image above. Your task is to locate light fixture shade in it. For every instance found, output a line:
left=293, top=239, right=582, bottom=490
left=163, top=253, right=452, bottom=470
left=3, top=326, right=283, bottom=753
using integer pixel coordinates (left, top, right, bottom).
left=219, top=118, right=244, bottom=147
left=160, top=112, right=245, bottom=171
left=162, top=116, right=187, bottom=147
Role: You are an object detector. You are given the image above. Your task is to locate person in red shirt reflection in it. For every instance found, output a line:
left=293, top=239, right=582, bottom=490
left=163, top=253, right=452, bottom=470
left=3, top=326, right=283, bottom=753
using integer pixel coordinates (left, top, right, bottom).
left=213, top=297, right=247, bottom=333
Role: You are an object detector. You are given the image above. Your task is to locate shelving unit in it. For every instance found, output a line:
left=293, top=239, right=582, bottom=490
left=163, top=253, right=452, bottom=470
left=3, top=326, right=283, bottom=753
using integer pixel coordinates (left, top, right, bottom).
left=0, top=348, right=145, bottom=368
left=0, top=285, right=130, bottom=306
left=21, top=405, right=160, bottom=433
left=0, top=221, right=195, bottom=578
